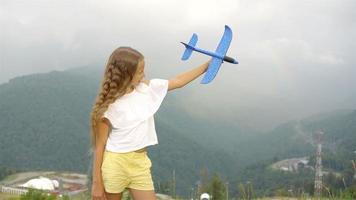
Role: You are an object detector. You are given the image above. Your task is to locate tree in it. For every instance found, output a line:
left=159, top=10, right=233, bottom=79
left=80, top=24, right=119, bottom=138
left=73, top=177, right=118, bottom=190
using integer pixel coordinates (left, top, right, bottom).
left=199, top=167, right=210, bottom=194
left=207, top=173, right=226, bottom=200
left=20, top=188, right=57, bottom=200
left=18, top=188, right=71, bottom=200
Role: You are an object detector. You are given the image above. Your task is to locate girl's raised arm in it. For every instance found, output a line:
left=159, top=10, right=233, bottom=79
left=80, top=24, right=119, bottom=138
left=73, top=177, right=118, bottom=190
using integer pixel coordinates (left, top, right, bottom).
left=168, top=60, right=210, bottom=91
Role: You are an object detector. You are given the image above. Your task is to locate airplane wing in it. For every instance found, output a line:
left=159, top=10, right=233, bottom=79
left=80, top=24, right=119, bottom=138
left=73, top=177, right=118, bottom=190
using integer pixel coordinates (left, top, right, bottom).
left=200, top=57, right=223, bottom=84
left=200, top=25, right=233, bottom=84
left=215, top=25, right=232, bottom=57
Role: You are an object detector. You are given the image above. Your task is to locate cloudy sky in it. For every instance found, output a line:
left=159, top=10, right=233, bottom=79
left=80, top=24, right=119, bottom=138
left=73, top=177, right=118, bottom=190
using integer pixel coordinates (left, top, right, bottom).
left=1, top=0, right=355, bottom=129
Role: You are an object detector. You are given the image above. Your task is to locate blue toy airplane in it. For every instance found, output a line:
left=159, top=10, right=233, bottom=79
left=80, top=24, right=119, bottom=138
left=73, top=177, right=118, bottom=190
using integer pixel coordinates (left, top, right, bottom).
left=181, top=25, right=238, bottom=84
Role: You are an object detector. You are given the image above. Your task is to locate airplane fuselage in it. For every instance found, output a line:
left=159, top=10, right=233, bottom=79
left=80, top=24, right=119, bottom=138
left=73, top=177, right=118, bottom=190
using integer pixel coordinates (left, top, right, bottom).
left=182, top=42, right=238, bottom=64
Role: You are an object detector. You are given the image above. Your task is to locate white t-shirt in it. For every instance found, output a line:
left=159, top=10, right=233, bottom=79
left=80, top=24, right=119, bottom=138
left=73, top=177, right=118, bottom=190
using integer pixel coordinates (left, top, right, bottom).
left=102, top=79, right=169, bottom=153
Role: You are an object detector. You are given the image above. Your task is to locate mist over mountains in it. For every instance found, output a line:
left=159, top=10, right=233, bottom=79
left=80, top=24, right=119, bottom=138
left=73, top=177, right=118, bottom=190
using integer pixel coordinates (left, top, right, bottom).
left=0, top=66, right=355, bottom=196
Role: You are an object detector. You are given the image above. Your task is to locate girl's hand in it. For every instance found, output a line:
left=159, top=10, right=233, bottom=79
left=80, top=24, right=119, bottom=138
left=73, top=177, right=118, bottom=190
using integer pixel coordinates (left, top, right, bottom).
left=168, top=58, right=212, bottom=91
left=203, top=58, right=212, bottom=72
left=92, top=182, right=107, bottom=200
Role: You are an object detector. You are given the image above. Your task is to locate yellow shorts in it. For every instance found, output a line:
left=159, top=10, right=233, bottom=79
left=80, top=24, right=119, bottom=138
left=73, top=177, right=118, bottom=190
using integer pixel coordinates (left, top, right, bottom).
left=101, top=149, right=154, bottom=193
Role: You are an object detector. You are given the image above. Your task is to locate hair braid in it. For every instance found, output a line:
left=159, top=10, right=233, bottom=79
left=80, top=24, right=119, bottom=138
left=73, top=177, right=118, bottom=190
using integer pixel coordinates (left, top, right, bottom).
left=89, top=47, right=144, bottom=149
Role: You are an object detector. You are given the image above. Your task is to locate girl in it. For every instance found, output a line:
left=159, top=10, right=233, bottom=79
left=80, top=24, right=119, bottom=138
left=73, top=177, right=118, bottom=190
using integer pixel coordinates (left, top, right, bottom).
left=90, top=46, right=210, bottom=200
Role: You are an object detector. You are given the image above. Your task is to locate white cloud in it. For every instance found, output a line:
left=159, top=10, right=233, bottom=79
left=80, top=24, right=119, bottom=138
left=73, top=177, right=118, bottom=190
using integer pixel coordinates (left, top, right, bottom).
left=259, top=38, right=344, bottom=65
left=0, top=0, right=355, bottom=129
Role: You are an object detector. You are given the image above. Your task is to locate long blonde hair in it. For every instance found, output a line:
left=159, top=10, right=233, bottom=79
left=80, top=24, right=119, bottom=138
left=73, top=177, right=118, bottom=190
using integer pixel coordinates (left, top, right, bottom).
left=90, top=47, right=144, bottom=149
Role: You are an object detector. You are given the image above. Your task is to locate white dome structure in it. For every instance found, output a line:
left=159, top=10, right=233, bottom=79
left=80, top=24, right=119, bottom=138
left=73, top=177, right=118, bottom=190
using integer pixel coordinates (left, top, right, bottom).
left=200, top=193, right=210, bottom=200
left=19, top=176, right=57, bottom=191
left=51, top=180, right=59, bottom=188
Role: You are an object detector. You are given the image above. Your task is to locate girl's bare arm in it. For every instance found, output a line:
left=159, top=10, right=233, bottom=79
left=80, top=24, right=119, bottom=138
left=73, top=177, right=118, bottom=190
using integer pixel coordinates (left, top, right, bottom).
left=168, top=60, right=210, bottom=91
left=92, top=119, right=110, bottom=186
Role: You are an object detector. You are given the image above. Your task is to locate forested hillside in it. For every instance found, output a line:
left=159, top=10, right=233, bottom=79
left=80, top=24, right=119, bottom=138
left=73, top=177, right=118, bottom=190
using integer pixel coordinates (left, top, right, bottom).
left=1, top=66, right=355, bottom=198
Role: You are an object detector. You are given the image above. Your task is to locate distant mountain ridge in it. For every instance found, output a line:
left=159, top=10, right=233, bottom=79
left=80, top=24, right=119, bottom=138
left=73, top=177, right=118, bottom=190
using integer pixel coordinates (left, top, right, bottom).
left=0, top=67, right=239, bottom=195
left=1, top=66, right=355, bottom=197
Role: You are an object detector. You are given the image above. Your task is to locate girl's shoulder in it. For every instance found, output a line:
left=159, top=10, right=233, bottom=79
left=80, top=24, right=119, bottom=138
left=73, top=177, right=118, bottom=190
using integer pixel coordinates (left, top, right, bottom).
left=141, top=79, right=150, bottom=85
left=104, top=78, right=169, bottom=129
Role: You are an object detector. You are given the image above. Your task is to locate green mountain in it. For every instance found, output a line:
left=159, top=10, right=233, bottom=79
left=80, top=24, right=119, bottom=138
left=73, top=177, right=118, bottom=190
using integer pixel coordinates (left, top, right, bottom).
left=0, top=65, right=355, bottom=198
left=230, top=109, right=356, bottom=197
left=236, top=109, right=356, bottom=167
left=0, top=67, right=239, bottom=196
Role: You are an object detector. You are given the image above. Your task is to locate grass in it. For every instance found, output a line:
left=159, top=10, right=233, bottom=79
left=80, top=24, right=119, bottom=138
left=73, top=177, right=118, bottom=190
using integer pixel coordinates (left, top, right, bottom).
left=0, top=193, right=21, bottom=200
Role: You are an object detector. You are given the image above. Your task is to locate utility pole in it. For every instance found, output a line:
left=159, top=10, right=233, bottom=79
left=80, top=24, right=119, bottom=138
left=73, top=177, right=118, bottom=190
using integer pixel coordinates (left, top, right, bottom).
left=353, top=150, right=356, bottom=179
left=314, top=130, right=323, bottom=199
left=196, top=181, right=201, bottom=200
left=172, top=169, right=176, bottom=199
left=352, top=156, right=356, bottom=180
left=226, top=181, right=229, bottom=200
left=190, top=187, right=194, bottom=200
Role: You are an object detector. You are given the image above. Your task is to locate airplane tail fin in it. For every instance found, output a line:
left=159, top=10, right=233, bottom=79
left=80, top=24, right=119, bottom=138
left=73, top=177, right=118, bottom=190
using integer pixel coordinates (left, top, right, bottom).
left=181, top=33, right=198, bottom=60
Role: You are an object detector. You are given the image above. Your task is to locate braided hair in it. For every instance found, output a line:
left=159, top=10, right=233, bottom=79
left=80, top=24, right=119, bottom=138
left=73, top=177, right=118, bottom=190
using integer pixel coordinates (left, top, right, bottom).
left=89, top=47, right=144, bottom=149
